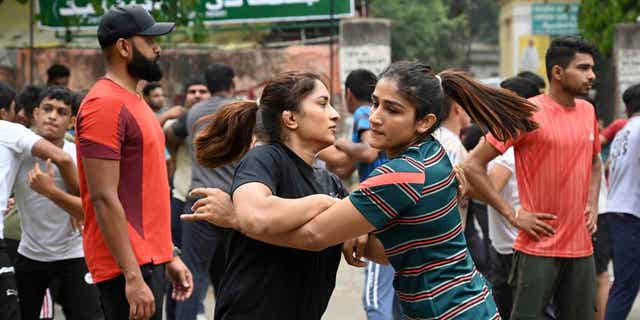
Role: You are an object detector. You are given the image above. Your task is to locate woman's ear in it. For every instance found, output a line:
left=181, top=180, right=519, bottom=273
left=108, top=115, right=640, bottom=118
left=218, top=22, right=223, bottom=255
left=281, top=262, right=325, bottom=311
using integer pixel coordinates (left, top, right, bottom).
left=416, top=113, right=438, bottom=134
left=281, top=110, right=299, bottom=130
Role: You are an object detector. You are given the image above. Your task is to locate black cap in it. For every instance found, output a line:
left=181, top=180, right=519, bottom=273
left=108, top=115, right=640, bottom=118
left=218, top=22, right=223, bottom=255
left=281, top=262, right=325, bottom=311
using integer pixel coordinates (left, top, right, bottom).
left=97, top=5, right=175, bottom=48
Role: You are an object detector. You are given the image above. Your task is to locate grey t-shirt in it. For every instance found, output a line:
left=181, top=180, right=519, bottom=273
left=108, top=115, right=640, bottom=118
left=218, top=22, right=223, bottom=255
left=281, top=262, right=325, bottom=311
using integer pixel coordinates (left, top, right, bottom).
left=14, top=140, right=84, bottom=262
left=607, top=116, right=640, bottom=217
left=181, top=96, right=237, bottom=193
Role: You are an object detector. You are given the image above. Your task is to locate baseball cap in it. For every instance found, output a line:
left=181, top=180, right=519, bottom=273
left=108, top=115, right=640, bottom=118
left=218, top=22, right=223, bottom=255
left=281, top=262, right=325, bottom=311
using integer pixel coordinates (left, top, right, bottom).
left=97, top=5, right=175, bottom=48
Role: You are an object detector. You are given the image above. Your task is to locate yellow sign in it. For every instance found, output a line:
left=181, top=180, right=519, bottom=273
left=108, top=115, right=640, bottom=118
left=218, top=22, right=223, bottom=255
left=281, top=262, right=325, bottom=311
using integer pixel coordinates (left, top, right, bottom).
left=518, top=35, right=551, bottom=82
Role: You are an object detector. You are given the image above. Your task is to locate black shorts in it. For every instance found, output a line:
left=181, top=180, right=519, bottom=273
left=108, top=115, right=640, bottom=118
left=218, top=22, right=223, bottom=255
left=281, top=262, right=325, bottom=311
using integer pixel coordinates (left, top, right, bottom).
left=0, top=240, right=20, bottom=320
left=592, top=213, right=612, bottom=275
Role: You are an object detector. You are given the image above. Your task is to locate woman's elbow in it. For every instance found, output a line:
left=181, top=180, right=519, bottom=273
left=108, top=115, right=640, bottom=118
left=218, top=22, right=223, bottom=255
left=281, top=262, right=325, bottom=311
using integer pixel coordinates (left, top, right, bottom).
left=301, top=227, right=333, bottom=252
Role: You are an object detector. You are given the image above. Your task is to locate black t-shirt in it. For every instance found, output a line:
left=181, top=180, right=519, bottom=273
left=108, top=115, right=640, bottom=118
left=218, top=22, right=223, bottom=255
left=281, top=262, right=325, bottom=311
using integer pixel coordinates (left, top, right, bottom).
left=214, top=143, right=348, bottom=320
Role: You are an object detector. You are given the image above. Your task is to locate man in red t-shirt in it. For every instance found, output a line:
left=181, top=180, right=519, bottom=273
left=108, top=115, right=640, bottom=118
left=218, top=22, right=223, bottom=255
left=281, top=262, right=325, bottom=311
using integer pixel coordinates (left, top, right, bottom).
left=464, top=36, right=601, bottom=319
left=76, top=5, right=192, bottom=320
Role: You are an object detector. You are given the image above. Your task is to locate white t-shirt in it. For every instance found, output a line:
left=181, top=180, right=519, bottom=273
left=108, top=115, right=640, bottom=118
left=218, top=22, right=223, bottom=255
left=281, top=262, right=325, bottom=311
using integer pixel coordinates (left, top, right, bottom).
left=432, top=127, right=469, bottom=166
left=487, top=148, right=520, bottom=255
left=164, top=119, right=192, bottom=201
left=0, top=121, right=41, bottom=239
left=607, top=116, right=640, bottom=217
left=597, top=155, right=608, bottom=215
left=14, top=140, right=84, bottom=262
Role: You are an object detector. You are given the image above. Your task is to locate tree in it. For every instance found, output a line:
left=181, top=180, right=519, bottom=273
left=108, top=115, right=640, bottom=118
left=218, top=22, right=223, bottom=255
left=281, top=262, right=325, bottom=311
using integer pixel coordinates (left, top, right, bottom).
left=369, top=0, right=498, bottom=71
left=369, top=0, right=466, bottom=70
left=579, top=0, right=640, bottom=56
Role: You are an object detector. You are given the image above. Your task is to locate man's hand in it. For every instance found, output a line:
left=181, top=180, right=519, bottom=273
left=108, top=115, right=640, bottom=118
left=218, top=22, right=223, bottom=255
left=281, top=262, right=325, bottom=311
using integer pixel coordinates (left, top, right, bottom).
left=342, top=234, right=369, bottom=267
left=70, top=216, right=84, bottom=232
left=166, top=256, right=193, bottom=301
left=162, top=106, right=185, bottom=121
left=585, top=205, right=598, bottom=234
left=125, top=275, right=155, bottom=320
left=28, top=159, right=57, bottom=197
left=511, top=207, right=556, bottom=240
left=180, top=188, right=236, bottom=229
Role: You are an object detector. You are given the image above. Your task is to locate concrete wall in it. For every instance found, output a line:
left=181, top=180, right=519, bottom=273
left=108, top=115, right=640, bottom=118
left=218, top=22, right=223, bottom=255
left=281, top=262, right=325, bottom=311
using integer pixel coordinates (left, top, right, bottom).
left=0, top=44, right=342, bottom=105
left=614, top=23, right=640, bottom=118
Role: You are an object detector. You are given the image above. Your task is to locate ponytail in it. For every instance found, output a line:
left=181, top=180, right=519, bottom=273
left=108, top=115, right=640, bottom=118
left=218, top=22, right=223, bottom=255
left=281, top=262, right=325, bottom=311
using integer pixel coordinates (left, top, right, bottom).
left=439, top=70, right=538, bottom=141
left=194, top=101, right=258, bottom=168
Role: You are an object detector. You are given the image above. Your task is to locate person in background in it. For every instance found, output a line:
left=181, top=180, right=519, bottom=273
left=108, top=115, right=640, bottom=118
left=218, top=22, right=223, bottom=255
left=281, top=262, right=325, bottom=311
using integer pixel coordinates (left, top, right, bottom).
left=0, top=80, right=79, bottom=320
left=14, top=85, right=43, bottom=128
left=12, top=86, right=103, bottom=320
left=46, top=64, right=71, bottom=87
left=165, top=63, right=236, bottom=320
left=605, top=83, right=640, bottom=320
left=163, top=77, right=210, bottom=320
left=517, top=70, right=546, bottom=94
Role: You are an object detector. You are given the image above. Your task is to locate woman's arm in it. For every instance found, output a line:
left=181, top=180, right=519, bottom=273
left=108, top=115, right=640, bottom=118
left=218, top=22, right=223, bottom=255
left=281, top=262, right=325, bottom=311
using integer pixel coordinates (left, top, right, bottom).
left=241, top=197, right=376, bottom=252
left=231, top=183, right=339, bottom=236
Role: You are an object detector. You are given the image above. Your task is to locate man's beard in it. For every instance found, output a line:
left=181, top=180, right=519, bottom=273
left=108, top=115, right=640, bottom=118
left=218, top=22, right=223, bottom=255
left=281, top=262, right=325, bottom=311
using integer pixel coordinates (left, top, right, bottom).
left=127, top=45, right=163, bottom=82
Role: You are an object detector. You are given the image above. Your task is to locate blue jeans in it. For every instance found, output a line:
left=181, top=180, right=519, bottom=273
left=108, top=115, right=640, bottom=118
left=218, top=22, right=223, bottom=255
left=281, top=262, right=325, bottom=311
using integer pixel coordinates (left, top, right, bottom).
left=175, top=199, right=226, bottom=320
left=363, top=261, right=403, bottom=320
left=605, top=212, right=640, bottom=320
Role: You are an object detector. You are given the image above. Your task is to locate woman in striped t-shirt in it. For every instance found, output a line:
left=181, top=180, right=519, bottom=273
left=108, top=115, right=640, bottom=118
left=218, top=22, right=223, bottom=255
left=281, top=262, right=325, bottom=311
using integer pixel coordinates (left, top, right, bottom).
left=187, top=61, right=538, bottom=319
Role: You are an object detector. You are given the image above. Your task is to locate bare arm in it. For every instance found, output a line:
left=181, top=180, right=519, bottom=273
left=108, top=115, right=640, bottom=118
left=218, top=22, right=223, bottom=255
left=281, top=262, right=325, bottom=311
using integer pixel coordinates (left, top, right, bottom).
left=365, top=235, right=390, bottom=265
left=585, top=154, right=602, bottom=233
left=461, top=141, right=515, bottom=222
left=231, top=183, right=340, bottom=236
left=164, top=125, right=183, bottom=164
left=31, top=139, right=79, bottom=196
left=488, top=163, right=512, bottom=193
left=317, top=146, right=355, bottom=179
left=28, top=160, right=83, bottom=220
left=238, top=197, right=376, bottom=252
left=82, top=157, right=141, bottom=281
left=334, top=131, right=381, bottom=164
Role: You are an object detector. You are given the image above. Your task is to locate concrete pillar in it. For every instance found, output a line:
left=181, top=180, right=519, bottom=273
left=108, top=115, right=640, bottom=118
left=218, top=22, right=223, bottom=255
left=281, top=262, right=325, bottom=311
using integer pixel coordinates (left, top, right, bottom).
left=614, top=23, right=640, bottom=118
left=339, top=18, right=391, bottom=84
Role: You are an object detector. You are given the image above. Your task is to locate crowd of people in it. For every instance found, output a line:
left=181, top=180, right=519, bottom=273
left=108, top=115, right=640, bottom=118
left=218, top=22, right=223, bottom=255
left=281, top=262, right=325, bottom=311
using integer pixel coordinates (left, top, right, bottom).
left=1, top=4, right=640, bottom=320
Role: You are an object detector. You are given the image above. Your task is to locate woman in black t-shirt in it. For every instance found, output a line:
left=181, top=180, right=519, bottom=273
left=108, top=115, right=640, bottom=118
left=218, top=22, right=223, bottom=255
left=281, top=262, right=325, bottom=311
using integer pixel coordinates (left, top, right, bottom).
left=188, top=72, right=348, bottom=320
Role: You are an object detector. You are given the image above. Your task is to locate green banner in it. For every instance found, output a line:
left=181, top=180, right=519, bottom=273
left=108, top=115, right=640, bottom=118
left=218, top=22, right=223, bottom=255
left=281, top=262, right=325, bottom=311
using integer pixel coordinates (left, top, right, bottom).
left=531, top=3, right=580, bottom=35
left=38, top=0, right=354, bottom=28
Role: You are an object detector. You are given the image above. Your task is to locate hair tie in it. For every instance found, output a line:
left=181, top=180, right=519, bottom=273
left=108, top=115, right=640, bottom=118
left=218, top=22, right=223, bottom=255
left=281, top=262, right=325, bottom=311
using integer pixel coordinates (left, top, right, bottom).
left=435, top=75, right=442, bottom=86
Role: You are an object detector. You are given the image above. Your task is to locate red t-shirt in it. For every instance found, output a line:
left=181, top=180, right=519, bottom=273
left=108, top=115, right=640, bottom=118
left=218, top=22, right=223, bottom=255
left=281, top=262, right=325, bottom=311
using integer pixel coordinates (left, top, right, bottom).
left=76, top=78, right=172, bottom=282
left=486, top=94, right=600, bottom=258
left=602, top=118, right=628, bottom=142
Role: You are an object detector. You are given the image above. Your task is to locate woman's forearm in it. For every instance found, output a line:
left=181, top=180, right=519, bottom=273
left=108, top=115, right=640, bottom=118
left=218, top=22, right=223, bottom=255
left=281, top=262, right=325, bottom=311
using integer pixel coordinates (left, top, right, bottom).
left=237, top=193, right=337, bottom=237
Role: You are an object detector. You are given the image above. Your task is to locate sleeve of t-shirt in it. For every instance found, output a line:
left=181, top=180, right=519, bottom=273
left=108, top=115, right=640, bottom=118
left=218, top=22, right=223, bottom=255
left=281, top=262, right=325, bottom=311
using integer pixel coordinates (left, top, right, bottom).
left=76, top=96, right=127, bottom=160
left=349, top=156, right=425, bottom=229
left=493, top=147, right=515, bottom=174
left=602, top=119, right=626, bottom=142
left=231, top=146, right=281, bottom=194
left=484, top=130, right=529, bottom=155
left=0, top=122, right=42, bottom=156
left=353, top=107, right=371, bottom=139
left=171, top=113, right=189, bottom=140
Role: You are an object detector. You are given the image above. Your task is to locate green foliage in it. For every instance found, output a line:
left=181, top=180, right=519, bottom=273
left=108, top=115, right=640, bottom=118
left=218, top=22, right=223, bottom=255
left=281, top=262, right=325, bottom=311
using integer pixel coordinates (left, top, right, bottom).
left=369, top=0, right=498, bottom=70
left=369, top=0, right=467, bottom=70
left=579, top=0, right=640, bottom=56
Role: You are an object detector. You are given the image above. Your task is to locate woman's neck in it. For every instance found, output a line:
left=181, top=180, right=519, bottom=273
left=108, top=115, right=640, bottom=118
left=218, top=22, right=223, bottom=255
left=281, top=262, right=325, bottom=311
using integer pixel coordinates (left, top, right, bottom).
left=283, top=136, right=321, bottom=166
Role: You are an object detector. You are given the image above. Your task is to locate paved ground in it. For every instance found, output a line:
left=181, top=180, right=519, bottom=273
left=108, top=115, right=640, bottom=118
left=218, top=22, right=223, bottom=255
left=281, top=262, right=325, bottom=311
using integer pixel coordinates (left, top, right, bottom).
left=53, top=260, right=640, bottom=319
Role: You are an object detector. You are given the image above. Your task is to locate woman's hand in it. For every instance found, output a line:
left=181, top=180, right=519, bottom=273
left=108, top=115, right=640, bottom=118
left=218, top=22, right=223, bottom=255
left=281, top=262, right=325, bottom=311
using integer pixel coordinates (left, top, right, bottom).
left=342, top=234, right=369, bottom=267
left=180, top=188, right=236, bottom=229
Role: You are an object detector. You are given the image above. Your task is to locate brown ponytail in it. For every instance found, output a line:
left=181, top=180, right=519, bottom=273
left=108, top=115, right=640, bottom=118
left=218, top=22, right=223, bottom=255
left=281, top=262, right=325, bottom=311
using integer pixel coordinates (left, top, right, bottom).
left=194, top=101, right=258, bottom=168
left=439, top=70, right=538, bottom=141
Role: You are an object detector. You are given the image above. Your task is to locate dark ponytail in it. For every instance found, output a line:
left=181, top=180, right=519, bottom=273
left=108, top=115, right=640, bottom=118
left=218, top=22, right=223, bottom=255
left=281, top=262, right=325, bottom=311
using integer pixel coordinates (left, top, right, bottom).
left=439, top=70, right=538, bottom=141
left=194, top=101, right=258, bottom=168
left=379, top=61, right=538, bottom=142
left=194, top=71, right=324, bottom=168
